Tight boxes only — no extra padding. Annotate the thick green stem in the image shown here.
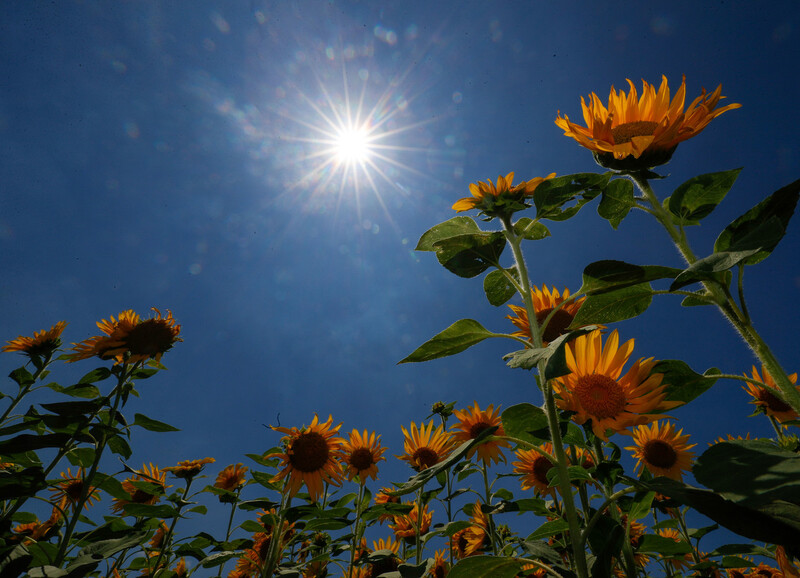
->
[415,487,424,565]
[480,463,498,556]
[348,482,367,578]
[630,173,800,416]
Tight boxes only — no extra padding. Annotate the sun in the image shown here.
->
[334,124,373,165]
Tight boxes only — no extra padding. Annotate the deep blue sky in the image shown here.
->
[2,0,800,543]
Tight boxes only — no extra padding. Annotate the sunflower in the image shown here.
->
[389,501,433,539]
[215,463,248,492]
[148,520,170,549]
[777,546,800,578]
[555,75,741,170]
[68,308,181,364]
[11,507,61,543]
[512,443,556,496]
[341,429,387,482]
[507,286,586,345]
[452,172,556,218]
[451,401,509,465]
[397,420,455,471]
[163,457,215,480]
[269,414,344,501]
[232,533,272,577]
[112,463,169,514]
[462,501,490,555]
[552,329,681,440]
[627,421,695,481]
[657,528,692,572]
[428,550,449,578]
[375,487,402,523]
[49,467,100,512]
[367,537,403,577]
[3,321,67,358]
[172,558,187,577]
[743,365,800,425]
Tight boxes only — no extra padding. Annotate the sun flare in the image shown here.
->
[334,124,373,165]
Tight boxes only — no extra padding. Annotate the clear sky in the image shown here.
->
[2,0,800,548]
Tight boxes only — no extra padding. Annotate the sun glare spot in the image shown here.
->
[335,125,372,164]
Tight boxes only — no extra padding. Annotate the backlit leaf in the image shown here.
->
[399,319,498,363]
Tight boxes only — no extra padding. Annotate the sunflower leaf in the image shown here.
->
[448,555,526,578]
[669,249,759,290]
[534,172,611,221]
[399,319,499,363]
[513,217,551,240]
[598,178,635,229]
[415,216,481,251]
[579,260,682,294]
[432,232,506,278]
[655,360,720,404]
[503,326,600,380]
[714,177,800,265]
[483,268,519,306]
[132,413,180,432]
[501,403,549,445]
[637,534,693,555]
[668,168,742,224]
[569,283,653,327]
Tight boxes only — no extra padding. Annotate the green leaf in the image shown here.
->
[534,172,611,221]
[65,530,149,574]
[654,360,721,404]
[107,435,132,459]
[501,403,549,446]
[483,268,519,306]
[399,319,498,364]
[10,367,35,388]
[670,249,760,291]
[416,216,482,251]
[130,368,159,380]
[132,413,180,432]
[199,551,240,568]
[503,326,600,379]
[529,519,570,540]
[432,232,507,278]
[0,466,46,500]
[513,218,551,240]
[121,503,180,518]
[0,433,74,454]
[448,556,525,578]
[714,177,800,265]
[569,283,652,327]
[40,400,104,416]
[66,447,96,468]
[520,541,564,565]
[628,491,655,520]
[546,465,594,486]
[579,260,681,295]
[58,383,101,398]
[668,168,742,223]
[638,534,693,555]
[398,560,432,578]
[78,367,112,384]
[598,178,635,229]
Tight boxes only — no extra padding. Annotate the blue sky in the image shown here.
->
[2,0,800,547]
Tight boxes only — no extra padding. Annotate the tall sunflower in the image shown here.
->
[429,550,450,578]
[389,501,433,539]
[512,443,556,497]
[507,285,585,345]
[341,429,387,482]
[552,329,681,440]
[163,457,215,480]
[743,365,800,425]
[112,463,169,514]
[451,401,509,465]
[269,414,344,501]
[68,308,181,364]
[3,321,67,358]
[397,420,455,471]
[49,468,100,512]
[555,76,740,170]
[214,463,248,492]
[627,421,696,481]
[452,172,556,218]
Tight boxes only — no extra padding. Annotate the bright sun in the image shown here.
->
[334,125,372,164]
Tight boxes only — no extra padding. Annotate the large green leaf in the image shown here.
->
[579,260,681,294]
[598,178,635,229]
[569,283,653,327]
[513,218,551,240]
[448,556,525,578]
[0,466,46,500]
[503,326,600,379]
[432,232,506,278]
[399,319,498,363]
[40,400,104,416]
[668,168,741,223]
[416,216,481,251]
[483,268,519,306]
[501,403,549,446]
[653,360,721,404]
[638,534,693,555]
[714,177,800,265]
[0,433,75,454]
[534,172,611,221]
[669,249,760,291]
[133,413,180,432]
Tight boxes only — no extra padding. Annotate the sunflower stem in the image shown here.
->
[415,486,424,565]
[674,507,702,565]
[630,172,800,418]
[150,477,193,576]
[501,215,588,578]
[348,481,367,578]
[0,351,54,426]
[480,463,498,556]
[216,490,242,578]
[261,492,290,578]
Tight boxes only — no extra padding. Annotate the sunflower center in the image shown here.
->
[349,448,375,471]
[289,431,330,473]
[536,308,575,343]
[64,481,84,502]
[642,440,678,469]
[413,447,440,469]
[757,388,792,413]
[574,374,626,419]
[125,319,176,356]
[531,456,554,488]
[611,120,659,144]
[468,421,492,439]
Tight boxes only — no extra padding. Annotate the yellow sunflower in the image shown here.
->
[657,528,692,572]
[269,414,344,501]
[163,457,215,480]
[214,463,248,492]
[556,75,741,170]
[49,467,100,512]
[429,549,450,578]
[627,421,696,481]
[68,308,181,364]
[341,429,387,482]
[3,321,67,358]
[452,172,556,216]
[397,420,455,471]
[463,501,490,555]
[148,520,170,549]
[451,401,509,465]
[112,463,170,514]
[375,487,401,523]
[512,443,556,497]
[776,546,800,578]
[743,365,800,425]
[552,329,681,440]
[507,286,586,345]
[389,501,433,539]
[368,536,403,577]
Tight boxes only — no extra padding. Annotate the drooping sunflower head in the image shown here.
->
[214,463,248,494]
[163,457,215,480]
[49,468,100,512]
[430,550,450,578]
[555,75,741,171]
[452,172,556,219]
[743,365,800,425]
[451,401,509,465]
[627,420,696,481]
[3,321,67,359]
[397,420,455,471]
[512,443,556,496]
[269,414,344,502]
[507,285,586,345]
[112,463,170,514]
[553,329,682,440]
[341,429,387,482]
[389,501,433,540]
